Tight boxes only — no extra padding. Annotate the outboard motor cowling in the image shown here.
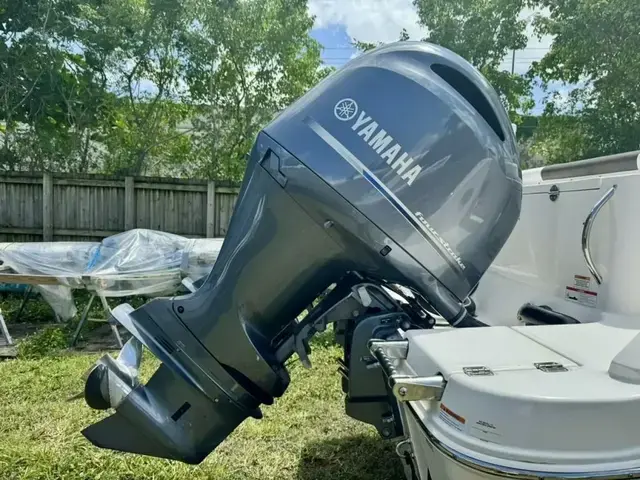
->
[80,41,521,463]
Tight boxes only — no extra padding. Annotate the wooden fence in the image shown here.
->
[0,172,241,242]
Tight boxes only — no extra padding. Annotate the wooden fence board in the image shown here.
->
[0,172,239,242]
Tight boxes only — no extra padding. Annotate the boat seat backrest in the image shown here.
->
[517,303,581,326]
[609,332,640,385]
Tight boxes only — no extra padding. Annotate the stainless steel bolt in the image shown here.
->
[398,386,407,397]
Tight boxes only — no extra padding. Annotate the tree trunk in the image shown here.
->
[78,129,91,172]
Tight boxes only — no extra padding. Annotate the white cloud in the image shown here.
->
[309,0,426,44]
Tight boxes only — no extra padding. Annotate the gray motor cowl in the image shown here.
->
[266,41,521,302]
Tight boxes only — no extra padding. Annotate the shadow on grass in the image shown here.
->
[297,435,406,480]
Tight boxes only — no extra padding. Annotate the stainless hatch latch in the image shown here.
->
[463,366,494,376]
[535,361,568,373]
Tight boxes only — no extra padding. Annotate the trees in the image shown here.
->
[0,0,325,180]
[528,0,640,164]
[414,0,536,123]
[3,0,638,174]
[181,0,327,181]
[355,0,535,123]
[0,0,110,171]
[82,0,194,175]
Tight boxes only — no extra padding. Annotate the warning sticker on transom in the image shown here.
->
[573,274,591,289]
[470,419,502,442]
[565,286,597,308]
[439,404,466,432]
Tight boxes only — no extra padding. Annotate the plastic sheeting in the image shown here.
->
[0,229,224,321]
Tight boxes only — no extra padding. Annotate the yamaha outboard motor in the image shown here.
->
[80,41,521,463]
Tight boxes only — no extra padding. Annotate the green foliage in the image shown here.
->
[0,292,57,323]
[0,0,116,172]
[309,328,336,349]
[18,326,68,359]
[413,0,535,121]
[182,0,326,181]
[516,115,540,141]
[81,0,195,175]
[414,0,529,69]
[4,0,637,173]
[528,107,596,165]
[102,100,195,176]
[0,0,325,179]
[352,29,411,52]
[528,0,640,162]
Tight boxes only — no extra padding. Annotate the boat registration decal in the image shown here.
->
[439,404,466,432]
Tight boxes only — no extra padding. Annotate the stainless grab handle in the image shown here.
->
[582,185,617,285]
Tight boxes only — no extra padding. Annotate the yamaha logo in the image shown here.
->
[308,97,465,271]
[334,98,358,121]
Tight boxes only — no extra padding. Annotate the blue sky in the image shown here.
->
[308,1,567,115]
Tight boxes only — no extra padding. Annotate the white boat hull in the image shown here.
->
[393,322,640,480]
[404,403,498,480]
[404,402,640,480]
[376,152,640,480]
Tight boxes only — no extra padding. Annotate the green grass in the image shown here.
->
[0,290,150,325]
[0,291,59,324]
[0,335,405,480]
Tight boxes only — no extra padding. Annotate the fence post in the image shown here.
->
[124,176,135,231]
[42,173,53,241]
[206,181,216,237]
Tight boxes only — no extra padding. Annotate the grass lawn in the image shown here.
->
[0,295,405,480]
